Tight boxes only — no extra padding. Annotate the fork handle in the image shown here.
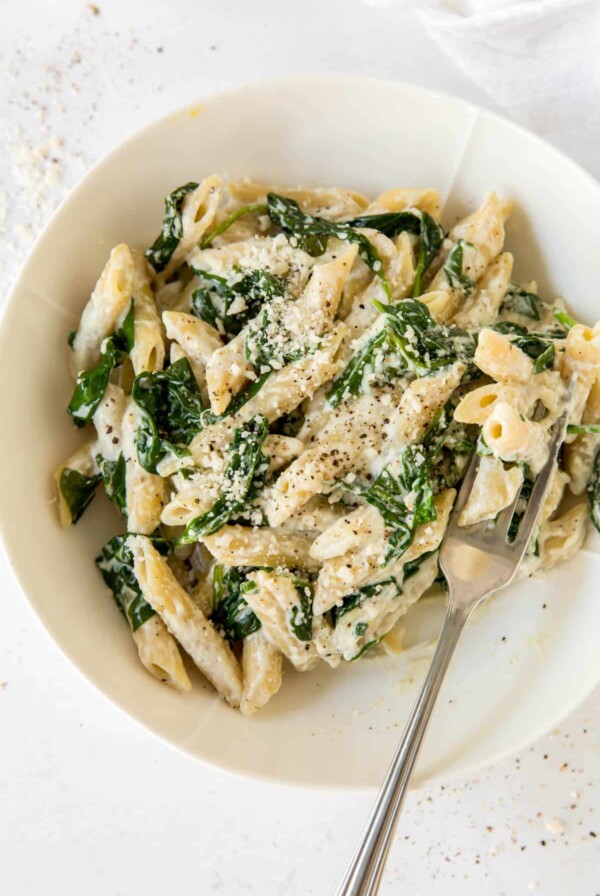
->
[335,603,470,896]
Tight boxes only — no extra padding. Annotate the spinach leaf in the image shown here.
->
[95,533,172,631]
[199,371,273,430]
[332,577,400,625]
[359,444,437,564]
[554,308,579,330]
[402,550,436,581]
[501,285,543,320]
[244,291,322,371]
[422,400,475,489]
[289,577,314,641]
[191,271,228,329]
[146,182,199,273]
[59,468,101,524]
[68,344,121,427]
[375,298,476,377]
[218,371,272,419]
[326,329,387,408]
[491,321,555,372]
[345,209,423,237]
[67,302,134,427]
[192,269,285,339]
[211,565,261,642]
[588,449,600,533]
[132,358,204,473]
[335,551,438,628]
[531,342,556,373]
[96,453,127,515]
[443,239,475,297]
[200,202,268,249]
[567,423,600,435]
[178,415,269,544]
[67,330,77,348]
[119,299,136,353]
[350,637,383,661]
[334,551,437,629]
[266,192,391,299]
[423,401,472,458]
[412,213,445,298]
[345,208,444,298]
[327,299,474,406]
[266,192,329,255]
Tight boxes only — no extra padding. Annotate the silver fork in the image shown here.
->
[335,402,571,896]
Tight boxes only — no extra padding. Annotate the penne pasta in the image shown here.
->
[130,535,243,707]
[122,398,167,534]
[240,630,283,716]
[70,243,136,377]
[132,614,192,692]
[129,249,165,374]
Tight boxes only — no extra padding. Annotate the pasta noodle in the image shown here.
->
[130,535,243,706]
[240,630,283,716]
[122,398,167,534]
[70,243,136,377]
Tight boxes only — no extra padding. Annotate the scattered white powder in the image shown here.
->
[544,817,564,835]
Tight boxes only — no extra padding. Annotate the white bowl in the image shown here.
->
[1,75,599,791]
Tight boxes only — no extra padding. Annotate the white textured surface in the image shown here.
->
[0,1,598,894]
[366,0,600,162]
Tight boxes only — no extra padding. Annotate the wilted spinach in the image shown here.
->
[199,202,269,249]
[192,268,285,339]
[375,298,476,377]
[95,533,172,631]
[332,577,400,626]
[554,309,579,330]
[567,423,600,435]
[350,638,383,661]
[289,577,314,641]
[345,207,444,297]
[507,474,534,543]
[443,239,475,297]
[327,299,474,407]
[211,565,261,642]
[59,467,101,524]
[67,301,135,427]
[96,453,127,515]
[491,321,556,373]
[177,415,269,544]
[349,444,437,564]
[132,357,204,473]
[422,400,475,489]
[326,329,387,408]
[145,182,199,272]
[412,213,446,297]
[501,285,543,320]
[266,192,391,298]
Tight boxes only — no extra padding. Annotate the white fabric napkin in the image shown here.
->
[367,0,600,138]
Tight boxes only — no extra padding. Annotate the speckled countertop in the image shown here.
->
[1,2,598,894]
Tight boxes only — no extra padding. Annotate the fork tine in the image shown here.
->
[447,449,481,522]
[492,480,524,541]
[511,407,570,555]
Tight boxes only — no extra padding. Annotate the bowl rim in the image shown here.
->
[2,73,599,792]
